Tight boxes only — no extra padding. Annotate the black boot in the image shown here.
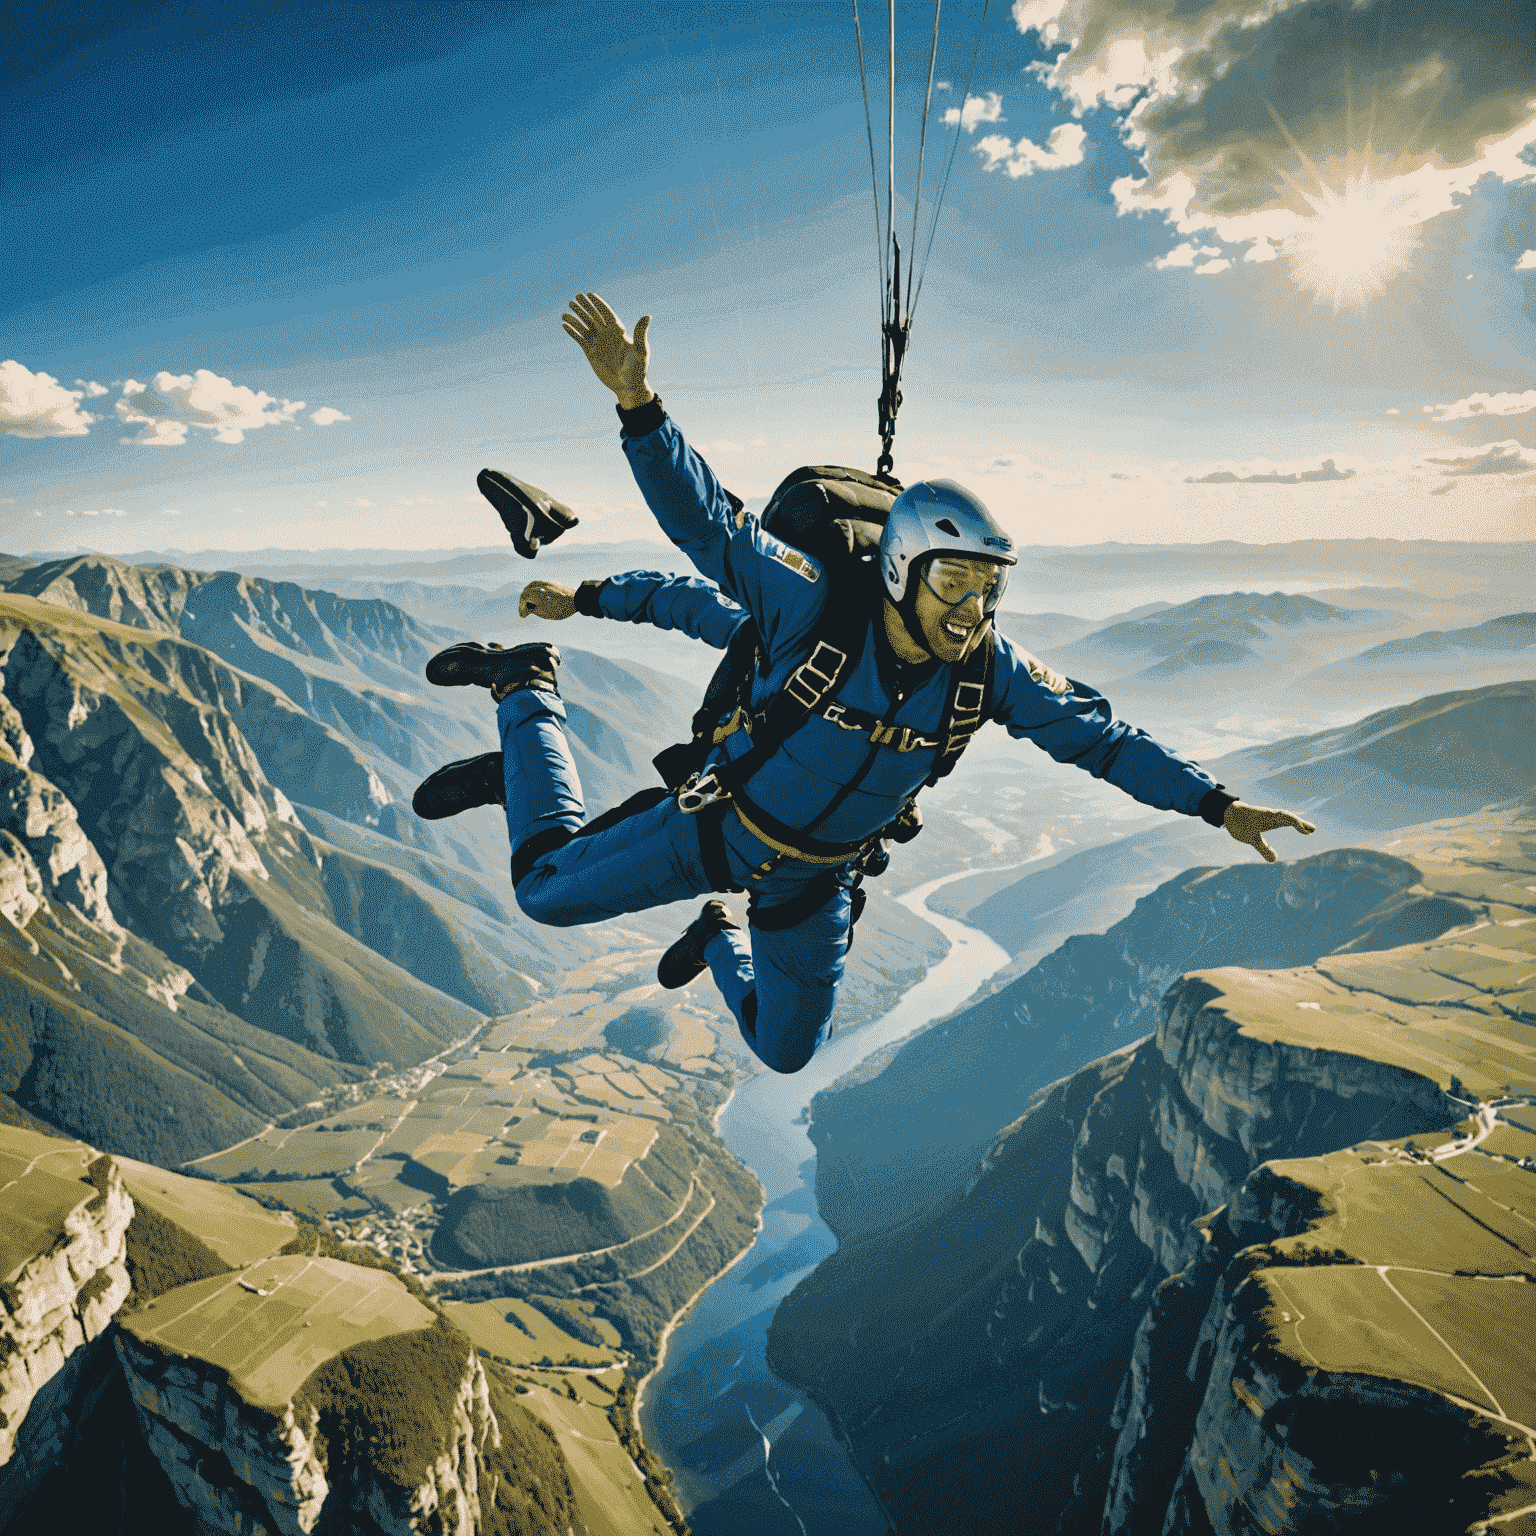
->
[425,640,561,699]
[658,900,740,989]
[477,469,579,559]
[412,752,506,820]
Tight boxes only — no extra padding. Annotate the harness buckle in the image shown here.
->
[677,772,732,815]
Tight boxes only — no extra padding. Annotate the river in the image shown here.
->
[638,868,1013,1536]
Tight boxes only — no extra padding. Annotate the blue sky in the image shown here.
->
[4,0,1534,556]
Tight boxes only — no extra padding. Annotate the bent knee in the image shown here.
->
[755,1039,819,1074]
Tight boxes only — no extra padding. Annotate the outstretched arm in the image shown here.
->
[989,639,1316,856]
[519,572,745,652]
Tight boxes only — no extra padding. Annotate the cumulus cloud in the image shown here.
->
[1194,256,1230,274]
[310,406,350,426]
[943,91,1006,133]
[974,122,1087,178]
[351,498,374,507]
[1423,441,1536,477]
[116,369,306,445]
[0,361,97,437]
[1184,457,1356,485]
[65,508,125,518]
[74,379,109,397]
[1517,250,1536,270]
[1013,0,1536,287]
[1426,389,1536,422]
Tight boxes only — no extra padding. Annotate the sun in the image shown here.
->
[1285,167,1421,315]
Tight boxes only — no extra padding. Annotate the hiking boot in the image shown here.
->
[478,469,579,559]
[412,752,505,820]
[425,641,561,700]
[657,900,740,989]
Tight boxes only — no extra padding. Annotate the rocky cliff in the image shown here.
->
[0,1131,589,1536]
[0,1130,132,1523]
[766,797,1536,1533]
[809,844,1471,1246]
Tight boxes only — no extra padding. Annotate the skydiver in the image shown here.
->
[414,292,1315,1075]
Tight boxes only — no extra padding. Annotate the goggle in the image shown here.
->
[921,556,1008,613]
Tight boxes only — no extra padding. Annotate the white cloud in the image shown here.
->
[1152,242,1221,270]
[1194,257,1230,275]
[1386,408,1400,415]
[1516,250,1536,271]
[74,379,109,397]
[1423,440,1536,477]
[315,500,328,508]
[310,406,350,426]
[0,361,97,437]
[935,80,952,92]
[66,508,125,518]
[161,508,181,515]
[351,498,374,507]
[115,369,307,444]
[974,123,1087,178]
[943,92,1006,133]
[1427,389,1536,423]
[1243,238,1278,265]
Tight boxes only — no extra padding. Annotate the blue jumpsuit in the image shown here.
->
[500,410,1225,1073]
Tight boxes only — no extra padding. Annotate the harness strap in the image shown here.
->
[694,800,744,894]
[748,870,869,954]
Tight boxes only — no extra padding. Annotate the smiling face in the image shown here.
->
[911,557,1005,663]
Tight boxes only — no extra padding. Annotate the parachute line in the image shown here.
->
[851,0,889,300]
[907,0,943,320]
[911,0,989,321]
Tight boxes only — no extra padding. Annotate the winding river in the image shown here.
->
[639,869,1013,1536]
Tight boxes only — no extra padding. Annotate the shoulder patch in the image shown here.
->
[773,546,821,583]
[1024,651,1069,696]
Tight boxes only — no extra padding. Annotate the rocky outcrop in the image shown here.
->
[0,1134,133,1521]
[117,1308,501,1535]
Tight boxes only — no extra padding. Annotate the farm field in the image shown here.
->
[120,1254,434,1408]
[115,1157,297,1267]
[503,1365,676,1536]
[444,1298,620,1368]
[0,1128,108,1282]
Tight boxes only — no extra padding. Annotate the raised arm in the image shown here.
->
[561,291,824,663]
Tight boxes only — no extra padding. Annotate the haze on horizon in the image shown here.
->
[3,0,1534,556]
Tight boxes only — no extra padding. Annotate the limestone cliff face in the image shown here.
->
[116,1330,500,1536]
[0,1143,133,1521]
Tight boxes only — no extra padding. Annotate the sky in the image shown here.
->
[3,0,1534,556]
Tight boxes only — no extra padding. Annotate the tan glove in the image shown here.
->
[1223,801,1316,863]
[519,580,577,621]
[561,291,653,409]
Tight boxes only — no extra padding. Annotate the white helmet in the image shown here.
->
[879,480,1015,605]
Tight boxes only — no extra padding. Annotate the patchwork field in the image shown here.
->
[120,1254,435,1408]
